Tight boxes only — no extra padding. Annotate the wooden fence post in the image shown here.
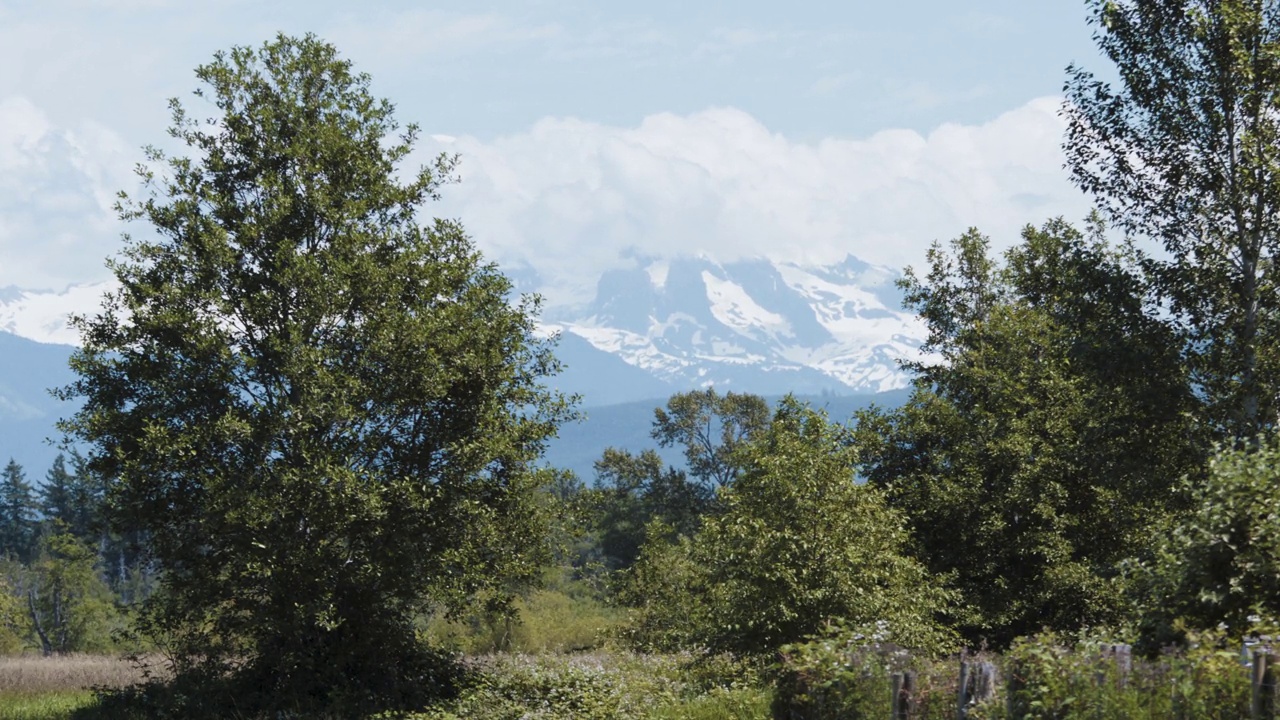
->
[891,670,915,720]
[1006,659,1027,720]
[1111,643,1132,688]
[957,657,998,719]
[1095,643,1133,690]
[1253,649,1276,720]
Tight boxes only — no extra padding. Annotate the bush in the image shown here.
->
[414,652,771,720]
[622,399,953,657]
[1129,436,1280,648]
[773,622,966,720]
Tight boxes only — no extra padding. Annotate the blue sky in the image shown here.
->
[0,0,1105,305]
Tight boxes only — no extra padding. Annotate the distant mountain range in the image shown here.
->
[543,255,923,397]
[0,254,922,478]
[0,331,77,476]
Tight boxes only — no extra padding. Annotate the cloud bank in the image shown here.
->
[0,96,135,290]
[0,94,1091,307]
[420,96,1091,306]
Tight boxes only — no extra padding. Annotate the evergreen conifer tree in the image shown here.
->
[0,460,38,562]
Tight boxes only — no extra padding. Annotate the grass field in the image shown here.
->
[0,691,96,720]
[0,654,152,720]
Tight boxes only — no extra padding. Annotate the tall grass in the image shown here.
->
[0,655,147,693]
[423,577,623,653]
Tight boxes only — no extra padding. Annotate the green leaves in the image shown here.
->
[1131,436,1280,646]
[623,399,951,656]
[1066,0,1280,440]
[859,219,1202,646]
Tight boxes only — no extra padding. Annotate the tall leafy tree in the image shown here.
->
[857,219,1203,646]
[21,531,120,656]
[0,460,37,563]
[57,34,570,715]
[1065,0,1280,439]
[652,389,770,488]
[585,390,768,571]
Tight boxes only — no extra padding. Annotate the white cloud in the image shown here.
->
[0,94,1091,315]
[417,96,1091,307]
[0,97,136,290]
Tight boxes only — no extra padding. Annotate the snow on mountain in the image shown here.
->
[0,282,114,346]
[1,254,923,400]
[544,254,924,395]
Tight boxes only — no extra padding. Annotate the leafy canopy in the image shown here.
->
[1065,0,1280,438]
[856,219,1202,646]
[624,398,950,656]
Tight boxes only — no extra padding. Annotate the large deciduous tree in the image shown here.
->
[1065,0,1280,439]
[58,34,570,715]
[857,219,1203,646]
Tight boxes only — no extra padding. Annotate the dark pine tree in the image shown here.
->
[0,459,39,562]
[40,454,75,531]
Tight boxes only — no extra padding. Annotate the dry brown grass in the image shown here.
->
[0,654,157,693]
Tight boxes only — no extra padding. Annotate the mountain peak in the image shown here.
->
[553,253,922,397]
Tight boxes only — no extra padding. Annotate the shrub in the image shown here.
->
[622,399,953,657]
[1129,436,1280,648]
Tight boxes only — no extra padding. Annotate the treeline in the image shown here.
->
[0,454,149,655]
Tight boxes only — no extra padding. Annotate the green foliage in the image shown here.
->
[56,33,569,716]
[1065,0,1280,439]
[1129,437,1280,647]
[583,390,767,572]
[651,389,770,487]
[413,652,771,720]
[774,630,1251,720]
[644,687,771,720]
[1000,631,1247,720]
[623,398,952,656]
[857,219,1202,646]
[773,625,903,720]
[0,575,23,654]
[585,449,711,570]
[0,531,125,656]
[617,529,708,652]
[424,570,622,654]
[44,453,105,547]
[22,532,123,655]
[39,457,74,535]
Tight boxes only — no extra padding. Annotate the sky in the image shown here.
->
[0,0,1109,307]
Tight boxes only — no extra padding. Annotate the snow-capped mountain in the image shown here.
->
[543,254,924,396]
[0,254,923,404]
